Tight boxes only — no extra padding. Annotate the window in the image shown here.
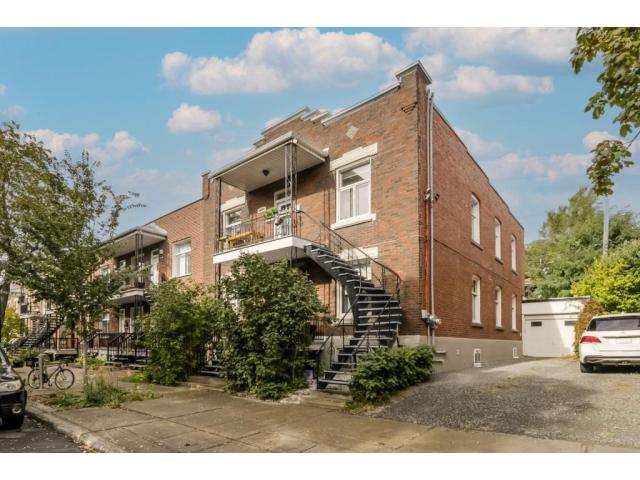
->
[472,276,481,325]
[172,239,192,277]
[564,320,576,327]
[511,295,517,331]
[495,287,502,328]
[531,321,542,327]
[101,313,110,333]
[511,235,517,272]
[338,161,371,221]
[494,218,502,259]
[223,208,242,236]
[471,195,480,244]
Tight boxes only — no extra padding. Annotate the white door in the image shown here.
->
[150,250,159,285]
[523,317,576,357]
[119,308,129,333]
[274,190,292,237]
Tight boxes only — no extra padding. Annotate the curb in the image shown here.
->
[26,402,126,453]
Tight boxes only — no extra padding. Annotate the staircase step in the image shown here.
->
[317,378,350,386]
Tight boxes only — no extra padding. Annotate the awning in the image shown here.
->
[209,132,327,192]
[111,223,167,258]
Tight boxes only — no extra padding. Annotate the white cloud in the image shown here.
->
[405,28,575,63]
[0,104,27,119]
[455,128,504,157]
[27,129,100,157]
[119,168,199,198]
[482,151,590,181]
[167,103,223,133]
[28,129,147,168]
[582,130,638,154]
[162,28,407,95]
[420,52,449,78]
[0,83,6,95]
[434,65,553,100]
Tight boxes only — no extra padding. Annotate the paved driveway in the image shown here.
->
[0,416,85,452]
[375,358,640,449]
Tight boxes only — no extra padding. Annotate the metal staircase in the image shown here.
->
[8,316,61,355]
[299,212,402,392]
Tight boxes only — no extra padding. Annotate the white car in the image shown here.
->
[579,313,640,373]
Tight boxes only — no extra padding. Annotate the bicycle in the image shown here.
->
[27,357,75,390]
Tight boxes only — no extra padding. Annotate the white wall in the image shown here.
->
[522,297,588,357]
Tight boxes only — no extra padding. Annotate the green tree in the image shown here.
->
[571,28,640,196]
[10,149,138,384]
[573,299,604,356]
[572,239,640,313]
[1,307,26,345]
[0,122,60,340]
[526,187,640,298]
[216,253,328,400]
[143,280,226,385]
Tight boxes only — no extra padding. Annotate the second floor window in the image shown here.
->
[223,208,242,237]
[511,234,517,272]
[173,239,192,277]
[471,194,480,244]
[495,218,502,259]
[512,294,517,331]
[472,276,481,325]
[338,161,371,221]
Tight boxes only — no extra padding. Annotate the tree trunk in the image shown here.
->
[0,280,9,343]
[83,337,89,387]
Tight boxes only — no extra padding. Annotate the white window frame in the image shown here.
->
[222,206,243,237]
[471,194,480,245]
[172,239,192,278]
[495,218,502,260]
[511,294,517,331]
[471,276,481,325]
[101,312,110,333]
[332,159,375,230]
[511,234,517,272]
[495,287,502,328]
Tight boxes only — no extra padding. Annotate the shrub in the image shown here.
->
[573,299,604,356]
[143,280,227,385]
[216,254,328,400]
[572,239,640,313]
[74,356,105,370]
[350,346,434,405]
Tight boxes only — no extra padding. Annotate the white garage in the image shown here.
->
[522,297,588,357]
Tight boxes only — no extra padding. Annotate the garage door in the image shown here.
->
[523,317,576,357]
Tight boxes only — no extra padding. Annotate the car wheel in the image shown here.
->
[580,362,594,373]
[2,414,25,430]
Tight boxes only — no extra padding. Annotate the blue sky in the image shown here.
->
[1,27,637,243]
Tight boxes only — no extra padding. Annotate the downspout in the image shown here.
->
[427,90,436,346]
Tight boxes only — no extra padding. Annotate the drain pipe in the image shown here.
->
[427,90,437,346]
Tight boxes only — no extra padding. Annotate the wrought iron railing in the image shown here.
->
[216,212,298,253]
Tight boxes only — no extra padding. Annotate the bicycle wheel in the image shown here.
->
[27,369,42,389]
[54,368,75,390]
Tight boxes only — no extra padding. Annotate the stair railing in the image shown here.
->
[299,211,402,376]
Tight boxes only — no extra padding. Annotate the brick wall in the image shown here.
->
[429,109,525,341]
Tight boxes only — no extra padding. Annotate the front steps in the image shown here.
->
[305,244,402,392]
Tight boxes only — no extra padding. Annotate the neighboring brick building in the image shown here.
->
[101,60,524,373]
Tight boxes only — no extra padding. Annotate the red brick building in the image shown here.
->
[104,60,524,375]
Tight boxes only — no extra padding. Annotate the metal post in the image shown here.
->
[37,353,47,389]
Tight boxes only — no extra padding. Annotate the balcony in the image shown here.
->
[213,211,311,264]
[111,275,155,306]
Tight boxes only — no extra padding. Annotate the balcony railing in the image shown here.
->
[217,212,299,253]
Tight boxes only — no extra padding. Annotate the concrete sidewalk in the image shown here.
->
[26,381,639,453]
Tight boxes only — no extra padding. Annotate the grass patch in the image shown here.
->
[45,376,158,410]
[73,356,105,370]
[123,371,147,384]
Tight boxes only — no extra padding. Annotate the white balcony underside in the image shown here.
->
[111,288,146,306]
[212,235,312,265]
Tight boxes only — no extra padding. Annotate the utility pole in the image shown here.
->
[602,195,609,256]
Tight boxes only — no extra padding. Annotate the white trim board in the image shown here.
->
[329,143,377,171]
